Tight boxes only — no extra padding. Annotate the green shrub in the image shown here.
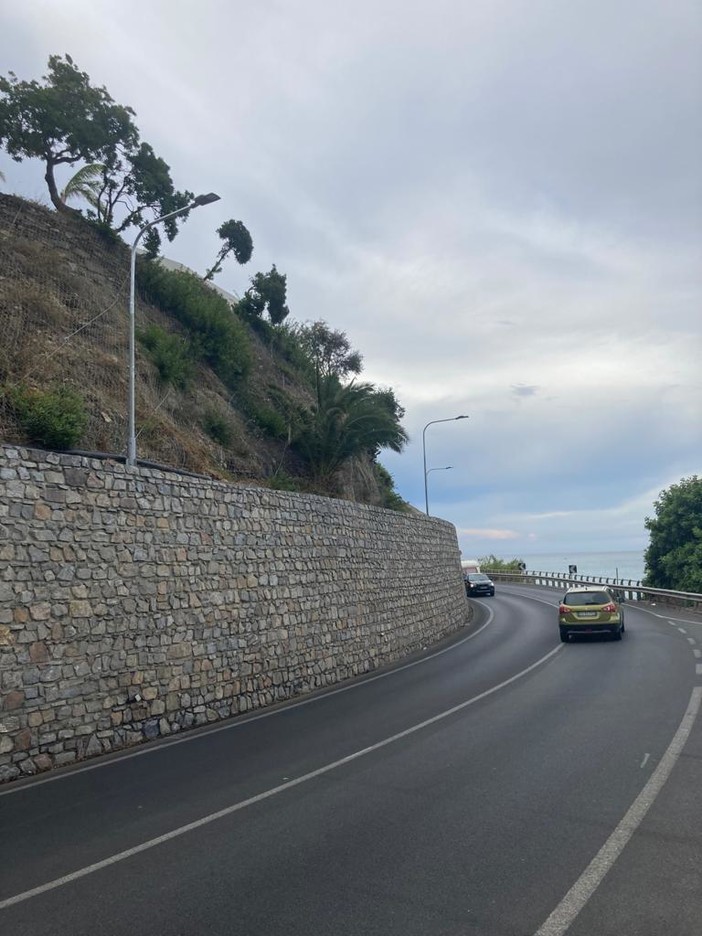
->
[271,322,317,383]
[137,324,193,388]
[10,384,87,449]
[374,462,408,512]
[266,470,301,492]
[202,408,233,446]
[137,261,251,387]
[479,555,525,572]
[250,403,288,439]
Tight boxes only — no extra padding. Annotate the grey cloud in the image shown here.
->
[511,384,539,398]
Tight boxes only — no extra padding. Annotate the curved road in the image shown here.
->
[1,585,701,935]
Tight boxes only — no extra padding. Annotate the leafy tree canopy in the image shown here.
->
[0,53,137,213]
[0,54,193,254]
[92,141,193,253]
[292,320,363,381]
[644,476,702,592]
[204,218,253,281]
[237,265,290,325]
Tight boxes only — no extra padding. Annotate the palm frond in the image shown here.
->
[61,163,105,206]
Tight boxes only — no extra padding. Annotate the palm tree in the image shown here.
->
[60,163,105,207]
[294,376,408,480]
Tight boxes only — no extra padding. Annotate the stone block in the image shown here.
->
[2,690,24,710]
[29,602,51,621]
[14,728,32,751]
[54,751,77,766]
[29,641,49,663]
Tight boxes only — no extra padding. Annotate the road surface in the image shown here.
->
[2,584,701,935]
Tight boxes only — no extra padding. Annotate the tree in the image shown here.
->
[60,162,104,205]
[0,54,138,213]
[237,265,290,325]
[292,320,363,381]
[0,54,193,253]
[293,376,408,480]
[90,141,193,253]
[204,219,253,281]
[644,476,702,592]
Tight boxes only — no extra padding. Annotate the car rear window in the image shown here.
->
[563,591,609,606]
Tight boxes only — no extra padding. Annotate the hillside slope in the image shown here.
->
[0,194,400,507]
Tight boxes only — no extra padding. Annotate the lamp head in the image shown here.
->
[192,192,221,207]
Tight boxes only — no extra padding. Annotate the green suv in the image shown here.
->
[558,586,625,642]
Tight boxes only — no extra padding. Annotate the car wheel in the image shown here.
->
[559,626,569,643]
[489,589,495,596]
[612,627,622,641]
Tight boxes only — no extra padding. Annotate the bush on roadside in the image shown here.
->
[137,324,193,389]
[9,384,87,449]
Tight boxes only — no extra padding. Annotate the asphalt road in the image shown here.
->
[2,585,701,935]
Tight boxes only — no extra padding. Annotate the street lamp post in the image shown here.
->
[127,192,220,467]
[422,415,468,514]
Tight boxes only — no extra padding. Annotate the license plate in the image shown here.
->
[577,611,598,619]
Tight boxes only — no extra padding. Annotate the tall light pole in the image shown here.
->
[422,415,468,514]
[127,192,220,467]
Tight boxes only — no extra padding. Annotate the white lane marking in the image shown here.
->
[0,645,563,910]
[640,753,650,769]
[0,612,495,798]
[678,628,688,635]
[534,686,702,936]
[632,607,702,626]
[696,664,702,676]
[693,649,701,659]
[687,638,696,645]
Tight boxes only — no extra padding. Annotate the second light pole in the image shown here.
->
[422,415,468,514]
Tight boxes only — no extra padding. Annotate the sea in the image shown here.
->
[505,550,646,584]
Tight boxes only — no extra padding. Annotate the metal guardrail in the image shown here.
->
[482,570,702,612]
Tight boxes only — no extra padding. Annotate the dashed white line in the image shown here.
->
[639,753,650,769]
[696,664,702,676]
[534,687,702,936]
[687,637,696,645]
[693,649,701,659]
[678,627,688,635]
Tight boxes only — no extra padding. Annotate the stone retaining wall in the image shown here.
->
[0,445,468,781]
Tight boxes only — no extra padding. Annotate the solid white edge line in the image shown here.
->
[0,612,494,797]
[533,685,702,936]
[0,642,563,911]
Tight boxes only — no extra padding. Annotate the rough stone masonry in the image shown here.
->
[0,444,468,782]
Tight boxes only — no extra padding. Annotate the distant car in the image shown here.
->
[558,586,625,642]
[465,573,495,597]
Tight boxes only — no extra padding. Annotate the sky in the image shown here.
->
[1,0,700,560]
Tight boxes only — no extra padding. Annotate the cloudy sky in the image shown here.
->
[2,0,700,561]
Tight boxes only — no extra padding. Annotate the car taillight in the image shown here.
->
[602,602,616,613]
[558,604,569,614]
